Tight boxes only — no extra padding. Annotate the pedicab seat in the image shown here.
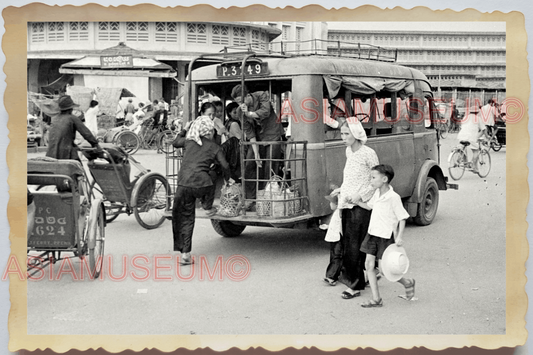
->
[86,145,133,203]
[27,158,84,248]
[27,157,84,193]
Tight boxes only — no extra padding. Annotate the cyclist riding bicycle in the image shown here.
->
[480,98,500,138]
[456,105,487,174]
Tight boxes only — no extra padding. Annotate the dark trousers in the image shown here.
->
[244,142,282,200]
[325,206,371,291]
[172,185,215,253]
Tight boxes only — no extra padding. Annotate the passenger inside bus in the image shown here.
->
[324,98,348,141]
[231,84,284,211]
[220,101,243,183]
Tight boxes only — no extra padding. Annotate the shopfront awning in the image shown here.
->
[41,74,73,94]
[59,42,176,78]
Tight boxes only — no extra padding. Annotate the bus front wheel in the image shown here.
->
[211,220,246,237]
[414,177,439,226]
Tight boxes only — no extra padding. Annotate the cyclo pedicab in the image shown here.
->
[27,149,106,278]
[28,143,170,277]
[85,143,171,229]
[165,41,458,238]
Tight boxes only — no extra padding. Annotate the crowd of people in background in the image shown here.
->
[27,94,185,148]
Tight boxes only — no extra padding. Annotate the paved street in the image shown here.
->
[26,133,506,335]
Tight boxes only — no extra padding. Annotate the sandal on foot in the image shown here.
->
[399,279,416,301]
[205,207,218,217]
[361,298,383,308]
[179,256,194,266]
[341,290,361,299]
[323,278,337,286]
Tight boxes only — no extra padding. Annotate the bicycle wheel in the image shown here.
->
[477,149,491,178]
[448,149,466,181]
[131,173,169,229]
[87,200,105,279]
[115,131,140,155]
[157,130,176,154]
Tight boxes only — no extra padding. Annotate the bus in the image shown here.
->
[169,43,456,237]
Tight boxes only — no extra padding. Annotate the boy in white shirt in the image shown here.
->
[355,164,415,307]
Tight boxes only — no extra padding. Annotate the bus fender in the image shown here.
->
[407,160,447,205]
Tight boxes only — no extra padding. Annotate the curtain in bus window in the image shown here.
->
[323,75,414,98]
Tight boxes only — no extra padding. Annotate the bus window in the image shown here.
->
[351,97,372,137]
[424,98,432,129]
[324,97,349,141]
[391,95,412,133]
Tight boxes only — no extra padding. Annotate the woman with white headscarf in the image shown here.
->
[324,119,379,299]
[170,102,231,265]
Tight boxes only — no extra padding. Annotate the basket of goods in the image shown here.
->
[218,182,243,217]
[256,174,301,217]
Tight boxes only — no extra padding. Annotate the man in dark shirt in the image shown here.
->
[171,117,230,265]
[46,95,101,161]
[231,85,284,210]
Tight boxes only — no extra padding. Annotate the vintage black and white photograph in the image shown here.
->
[5,4,527,352]
[24,18,508,334]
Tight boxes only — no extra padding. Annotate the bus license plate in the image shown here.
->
[216,62,269,78]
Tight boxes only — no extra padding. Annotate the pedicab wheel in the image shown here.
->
[157,130,175,154]
[448,150,466,181]
[211,219,246,237]
[477,149,492,178]
[104,200,122,223]
[131,172,170,229]
[413,177,439,226]
[88,200,105,278]
[115,130,140,155]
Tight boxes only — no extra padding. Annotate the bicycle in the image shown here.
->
[137,119,172,153]
[485,125,503,152]
[448,138,491,180]
[486,111,506,152]
[435,117,450,139]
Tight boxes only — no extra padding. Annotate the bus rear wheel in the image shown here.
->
[211,219,246,237]
[414,177,439,226]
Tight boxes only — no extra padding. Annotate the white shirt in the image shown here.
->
[457,113,485,144]
[85,106,99,136]
[479,104,498,126]
[367,186,410,239]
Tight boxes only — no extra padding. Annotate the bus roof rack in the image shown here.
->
[218,39,398,63]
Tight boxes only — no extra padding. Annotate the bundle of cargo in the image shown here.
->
[256,175,301,218]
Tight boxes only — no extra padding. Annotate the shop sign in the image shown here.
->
[100,55,133,69]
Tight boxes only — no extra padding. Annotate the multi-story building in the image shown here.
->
[27,21,281,102]
[252,22,328,54]
[327,22,506,106]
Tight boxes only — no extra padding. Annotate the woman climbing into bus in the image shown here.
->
[324,119,379,299]
[170,102,231,265]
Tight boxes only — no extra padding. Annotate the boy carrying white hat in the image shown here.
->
[353,164,415,307]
